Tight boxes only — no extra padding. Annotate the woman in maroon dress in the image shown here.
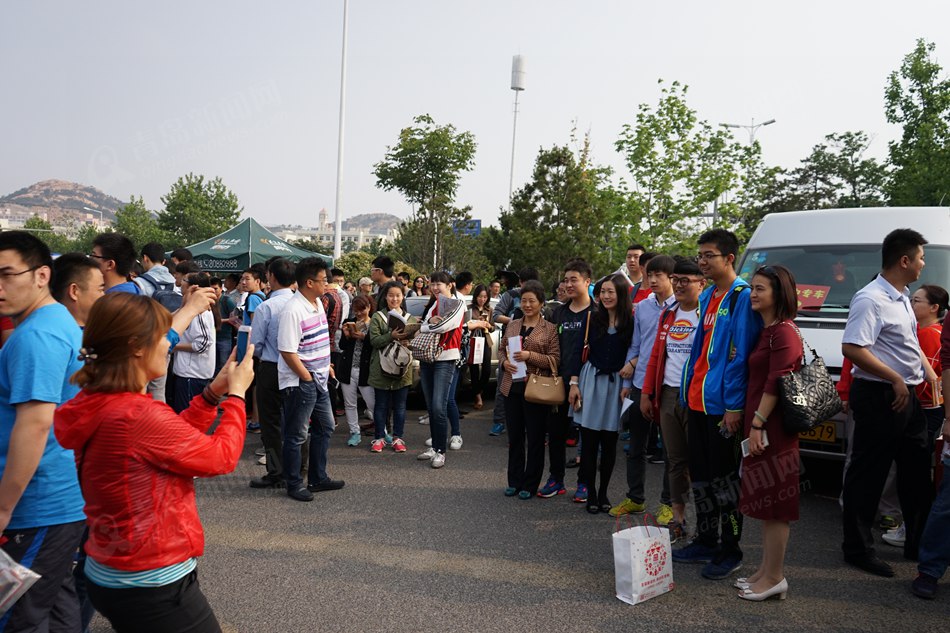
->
[737,265,803,602]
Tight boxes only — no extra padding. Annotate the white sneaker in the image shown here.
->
[449,435,463,450]
[418,414,429,425]
[882,524,906,547]
[431,452,446,468]
[255,447,266,457]
[257,456,266,466]
[425,438,433,447]
[417,447,436,461]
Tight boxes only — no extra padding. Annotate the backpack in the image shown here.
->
[379,340,413,378]
[139,273,183,313]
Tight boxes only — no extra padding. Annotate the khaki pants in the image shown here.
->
[659,385,690,506]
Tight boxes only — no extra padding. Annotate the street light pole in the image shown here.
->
[508,56,526,211]
[82,206,103,229]
[720,117,776,144]
[332,0,349,261]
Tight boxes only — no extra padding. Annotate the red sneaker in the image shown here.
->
[392,438,407,453]
[370,439,385,453]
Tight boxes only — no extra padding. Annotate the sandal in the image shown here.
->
[586,501,600,515]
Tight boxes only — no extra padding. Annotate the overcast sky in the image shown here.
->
[3,1,948,228]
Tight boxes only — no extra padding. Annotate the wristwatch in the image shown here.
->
[569,379,579,386]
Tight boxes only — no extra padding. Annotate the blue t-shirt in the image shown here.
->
[106,281,142,295]
[243,291,264,326]
[0,303,85,529]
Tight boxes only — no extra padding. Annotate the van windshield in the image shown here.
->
[737,245,950,317]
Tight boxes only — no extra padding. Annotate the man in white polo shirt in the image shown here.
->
[841,228,938,577]
[278,257,345,502]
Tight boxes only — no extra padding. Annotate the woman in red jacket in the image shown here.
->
[54,292,255,633]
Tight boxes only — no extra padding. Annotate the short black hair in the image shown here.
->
[225,272,241,285]
[184,271,212,288]
[517,267,539,283]
[242,266,264,282]
[520,279,546,303]
[93,233,137,276]
[455,271,474,289]
[372,255,394,278]
[268,257,296,288]
[639,252,656,268]
[563,258,593,280]
[51,252,99,302]
[295,257,329,286]
[170,248,193,262]
[646,254,675,276]
[0,230,53,271]
[397,271,411,282]
[881,228,927,269]
[330,267,345,279]
[672,257,702,276]
[696,229,740,259]
[627,244,647,253]
[140,242,166,265]
[176,260,201,275]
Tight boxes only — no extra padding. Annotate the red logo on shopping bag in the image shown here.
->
[644,541,667,577]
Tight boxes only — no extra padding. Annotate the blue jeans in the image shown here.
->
[419,360,454,453]
[282,379,335,490]
[919,457,950,579]
[172,376,208,414]
[374,387,408,440]
[447,365,461,437]
[215,338,232,374]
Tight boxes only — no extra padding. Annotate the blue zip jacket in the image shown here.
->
[681,277,762,415]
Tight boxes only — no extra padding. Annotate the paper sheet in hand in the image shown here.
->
[621,398,634,417]
[507,337,528,380]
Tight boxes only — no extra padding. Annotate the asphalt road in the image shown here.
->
[89,398,948,632]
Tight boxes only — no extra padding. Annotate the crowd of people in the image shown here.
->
[0,222,946,631]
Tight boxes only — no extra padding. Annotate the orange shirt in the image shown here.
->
[687,290,727,411]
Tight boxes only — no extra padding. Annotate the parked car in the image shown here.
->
[736,206,950,460]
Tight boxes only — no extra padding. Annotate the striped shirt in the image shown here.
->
[84,556,196,589]
[278,291,331,390]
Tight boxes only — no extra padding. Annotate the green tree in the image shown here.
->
[885,39,950,205]
[615,80,744,252]
[23,215,72,254]
[373,114,477,269]
[114,195,164,250]
[334,251,375,285]
[158,173,242,247]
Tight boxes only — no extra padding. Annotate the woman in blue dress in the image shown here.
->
[569,273,634,514]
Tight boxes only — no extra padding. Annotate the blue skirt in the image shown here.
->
[573,362,623,432]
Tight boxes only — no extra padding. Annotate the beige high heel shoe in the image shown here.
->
[738,578,787,601]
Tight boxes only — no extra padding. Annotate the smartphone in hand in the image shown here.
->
[236,325,252,363]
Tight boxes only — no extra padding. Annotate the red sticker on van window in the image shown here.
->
[796,285,831,309]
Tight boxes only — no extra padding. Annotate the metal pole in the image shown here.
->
[332,0,349,260]
[508,90,520,210]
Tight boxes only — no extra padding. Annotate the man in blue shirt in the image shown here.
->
[249,258,296,488]
[0,232,86,632]
[91,233,139,295]
[842,228,937,577]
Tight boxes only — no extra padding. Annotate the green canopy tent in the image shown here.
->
[184,218,332,273]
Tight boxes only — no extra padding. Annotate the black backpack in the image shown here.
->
[140,273,183,313]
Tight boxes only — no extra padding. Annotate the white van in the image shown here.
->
[736,207,950,460]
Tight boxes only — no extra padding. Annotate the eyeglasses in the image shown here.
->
[87,254,107,261]
[696,252,726,262]
[0,266,40,282]
[670,276,703,287]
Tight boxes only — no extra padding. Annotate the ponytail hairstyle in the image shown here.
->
[424,271,454,312]
[72,293,172,393]
[918,284,949,319]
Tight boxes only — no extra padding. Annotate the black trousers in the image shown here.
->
[0,520,85,633]
[505,383,549,493]
[545,400,571,484]
[579,428,619,503]
[842,379,931,560]
[256,360,284,479]
[468,356,491,398]
[687,409,743,557]
[87,570,221,633]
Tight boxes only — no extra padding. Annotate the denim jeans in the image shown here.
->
[419,360,455,453]
[215,337,232,375]
[374,387,409,440]
[282,378,335,490]
[172,376,208,414]
[447,365,461,437]
[918,457,950,580]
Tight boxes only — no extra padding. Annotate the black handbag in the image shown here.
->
[774,323,842,433]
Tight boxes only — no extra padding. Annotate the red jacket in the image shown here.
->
[54,391,246,571]
[642,305,680,415]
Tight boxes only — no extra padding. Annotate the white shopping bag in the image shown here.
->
[468,336,485,365]
[612,524,674,605]
[0,546,41,614]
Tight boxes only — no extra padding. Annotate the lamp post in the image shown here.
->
[332,0,349,261]
[82,206,103,229]
[720,117,776,144]
[508,55,526,210]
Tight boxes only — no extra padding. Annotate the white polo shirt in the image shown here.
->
[842,274,924,385]
[277,291,331,390]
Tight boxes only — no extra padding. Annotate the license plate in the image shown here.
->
[800,421,836,443]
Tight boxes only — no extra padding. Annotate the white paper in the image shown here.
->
[507,337,528,380]
[621,398,633,417]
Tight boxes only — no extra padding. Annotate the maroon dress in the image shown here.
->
[739,321,804,521]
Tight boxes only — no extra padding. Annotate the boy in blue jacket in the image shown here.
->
[673,229,763,580]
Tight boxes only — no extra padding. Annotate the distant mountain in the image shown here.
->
[341,213,401,233]
[0,180,125,225]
